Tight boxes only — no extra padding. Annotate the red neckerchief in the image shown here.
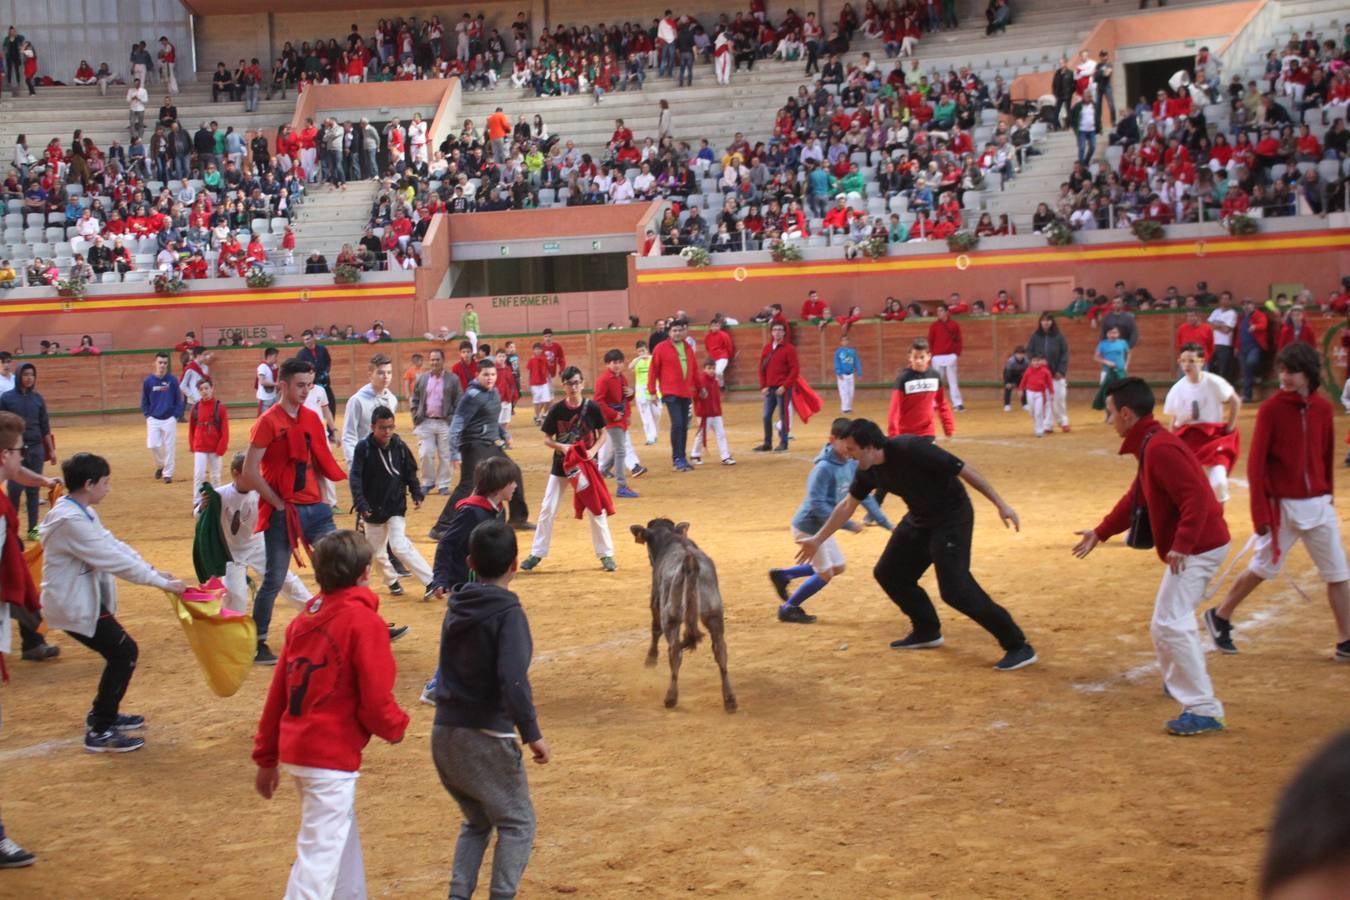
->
[455,495,497,513]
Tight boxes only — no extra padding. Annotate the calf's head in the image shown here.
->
[630,517,690,565]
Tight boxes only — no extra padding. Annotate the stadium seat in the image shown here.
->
[100,272,120,283]
[26,213,45,228]
[251,218,269,235]
[44,227,64,242]
[1317,159,1339,183]
[270,217,288,234]
[47,212,65,225]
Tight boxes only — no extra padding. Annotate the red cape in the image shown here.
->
[791,377,823,424]
[563,446,615,519]
[1176,423,1240,474]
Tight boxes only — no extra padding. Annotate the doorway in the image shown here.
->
[1124,55,1193,112]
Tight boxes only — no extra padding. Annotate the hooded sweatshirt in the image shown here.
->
[434,581,541,743]
[141,368,184,421]
[792,443,853,534]
[349,433,424,523]
[253,584,409,772]
[1248,388,1334,555]
[340,383,398,463]
[430,496,501,591]
[0,363,51,449]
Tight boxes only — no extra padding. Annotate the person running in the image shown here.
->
[1073,377,1230,736]
[887,338,954,439]
[139,352,182,484]
[1163,342,1241,504]
[349,406,434,598]
[795,418,1037,670]
[927,303,965,411]
[1205,343,1350,661]
[521,366,617,572]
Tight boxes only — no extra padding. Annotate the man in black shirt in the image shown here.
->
[796,418,1037,670]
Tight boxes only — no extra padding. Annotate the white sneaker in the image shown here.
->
[1003,404,1011,412]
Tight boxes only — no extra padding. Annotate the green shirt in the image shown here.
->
[673,340,688,378]
[462,311,480,333]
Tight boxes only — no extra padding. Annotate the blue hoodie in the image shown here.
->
[834,345,861,377]
[141,371,184,420]
[792,441,890,533]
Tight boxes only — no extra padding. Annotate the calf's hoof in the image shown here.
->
[664,693,678,709]
[644,653,658,668]
[724,696,738,713]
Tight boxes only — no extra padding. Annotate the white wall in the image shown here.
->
[0,0,192,86]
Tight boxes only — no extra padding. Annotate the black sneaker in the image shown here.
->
[1335,640,1350,663]
[768,568,791,602]
[0,836,35,868]
[428,527,445,541]
[1203,608,1237,654]
[773,444,789,452]
[752,443,771,452]
[21,643,59,661]
[993,644,1039,671]
[84,728,145,753]
[388,624,410,642]
[86,712,145,731]
[889,633,944,650]
[777,605,817,624]
[510,520,536,531]
[153,467,162,480]
[254,641,278,665]
[388,580,404,596]
[389,555,412,577]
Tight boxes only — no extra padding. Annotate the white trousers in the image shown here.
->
[363,516,433,587]
[715,53,732,84]
[413,419,453,490]
[1027,392,1054,435]
[932,353,962,407]
[1152,543,1227,718]
[146,416,177,477]
[284,767,367,900]
[300,147,318,182]
[636,395,662,443]
[1205,465,1229,504]
[224,538,312,613]
[464,330,477,353]
[692,416,730,461]
[193,452,222,497]
[1051,375,1069,427]
[531,474,614,559]
[713,358,728,387]
[836,373,855,412]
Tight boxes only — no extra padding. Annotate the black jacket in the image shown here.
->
[349,434,423,523]
[430,497,501,591]
[1052,67,1075,101]
[433,582,541,743]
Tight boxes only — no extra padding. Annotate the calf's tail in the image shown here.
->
[679,550,703,650]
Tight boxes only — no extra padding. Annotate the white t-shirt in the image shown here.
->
[1207,308,1238,347]
[256,363,277,401]
[215,482,263,557]
[303,383,329,417]
[0,372,14,394]
[1164,372,1235,426]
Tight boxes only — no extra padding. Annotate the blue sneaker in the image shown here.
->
[1166,712,1225,736]
[420,675,438,706]
[617,486,640,498]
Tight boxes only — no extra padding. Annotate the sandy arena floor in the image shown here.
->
[1,390,1347,899]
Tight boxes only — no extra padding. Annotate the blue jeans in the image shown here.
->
[663,396,691,464]
[659,43,675,77]
[1076,130,1096,164]
[678,50,694,86]
[1239,345,1263,401]
[255,502,335,641]
[762,389,792,448]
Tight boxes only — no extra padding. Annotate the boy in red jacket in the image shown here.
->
[693,359,735,466]
[493,349,518,439]
[887,338,954,439]
[1206,344,1350,661]
[1073,377,1230,736]
[927,303,965,411]
[1018,353,1056,437]
[253,530,410,898]
[755,321,799,453]
[188,377,229,504]
[526,342,552,426]
[593,349,640,498]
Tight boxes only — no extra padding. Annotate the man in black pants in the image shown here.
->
[430,359,531,540]
[796,418,1038,671]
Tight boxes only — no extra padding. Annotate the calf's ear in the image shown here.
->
[630,524,647,544]
[675,522,690,536]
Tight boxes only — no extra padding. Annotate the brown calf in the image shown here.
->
[630,518,736,713]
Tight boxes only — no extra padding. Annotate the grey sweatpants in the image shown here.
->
[431,724,536,899]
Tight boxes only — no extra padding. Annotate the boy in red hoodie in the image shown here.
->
[526,342,552,426]
[1206,344,1350,661]
[593,349,641,498]
[692,359,735,466]
[187,377,229,504]
[253,529,409,898]
[887,338,954,439]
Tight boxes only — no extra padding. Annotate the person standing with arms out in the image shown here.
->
[1163,342,1241,505]
[243,357,354,665]
[521,366,617,573]
[1205,344,1350,661]
[431,519,549,900]
[594,349,640,498]
[461,303,480,353]
[1073,377,1231,736]
[349,406,434,598]
[412,349,460,498]
[927,303,965,411]
[255,346,279,416]
[187,377,229,502]
[252,530,409,899]
[797,418,1037,670]
[1027,312,1071,432]
[629,340,662,445]
[755,321,799,453]
[1018,353,1056,437]
[140,352,182,484]
[0,363,54,539]
[40,452,188,752]
[887,338,954,439]
[297,329,333,411]
[704,317,734,388]
[1206,291,1239,384]
[647,317,698,470]
[692,359,735,467]
[834,333,861,413]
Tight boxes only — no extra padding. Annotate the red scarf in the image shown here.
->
[0,493,39,614]
[455,495,497,513]
[563,446,614,519]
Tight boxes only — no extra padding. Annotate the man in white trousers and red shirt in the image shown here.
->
[1073,377,1229,737]
[927,303,965,411]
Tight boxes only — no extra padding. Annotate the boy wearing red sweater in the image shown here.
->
[494,349,518,439]
[253,530,409,898]
[1206,344,1350,660]
[188,377,229,504]
[693,359,735,465]
[927,303,965,411]
[1073,377,1230,736]
[526,343,552,426]
[887,338,954,439]
[755,322,799,453]
[594,349,640,498]
[704,317,734,387]
[1018,354,1055,437]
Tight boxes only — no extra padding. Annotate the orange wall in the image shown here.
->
[427,291,630,334]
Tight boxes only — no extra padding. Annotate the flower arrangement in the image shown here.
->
[333,263,362,284]
[860,235,888,259]
[152,272,187,294]
[1042,219,1073,247]
[1131,219,1164,242]
[245,267,275,288]
[678,245,711,268]
[769,240,802,262]
[946,231,979,253]
[1222,214,1258,236]
[55,277,87,298]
